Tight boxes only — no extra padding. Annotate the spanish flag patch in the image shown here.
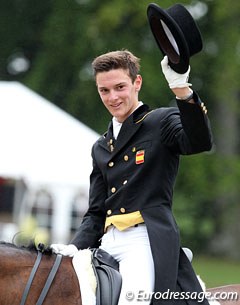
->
[135,150,145,164]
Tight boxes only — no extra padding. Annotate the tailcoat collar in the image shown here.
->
[99,104,150,155]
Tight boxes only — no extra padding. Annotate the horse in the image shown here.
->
[207,285,240,305]
[0,242,81,305]
[0,241,239,305]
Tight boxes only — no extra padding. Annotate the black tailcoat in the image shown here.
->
[71,92,213,305]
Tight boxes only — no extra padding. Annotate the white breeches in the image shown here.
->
[100,224,155,305]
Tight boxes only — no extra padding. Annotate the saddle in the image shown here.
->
[91,248,122,305]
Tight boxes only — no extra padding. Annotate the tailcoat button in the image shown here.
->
[108,161,114,167]
[124,155,129,161]
[132,147,136,152]
[120,208,126,213]
[123,180,128,185]
[107,210,112,215]
[111,187,116,193]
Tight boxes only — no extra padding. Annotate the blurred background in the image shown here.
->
[0,0,239,286]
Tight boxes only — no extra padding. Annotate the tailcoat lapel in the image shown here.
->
[100,121,115,153]
[98,104,150,159]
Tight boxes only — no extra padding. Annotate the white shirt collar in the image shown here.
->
[112,101,143,139]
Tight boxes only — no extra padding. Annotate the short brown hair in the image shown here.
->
[92,50,140,83]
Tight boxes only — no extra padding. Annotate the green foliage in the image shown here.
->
[174,153,240,255]
[173,153,216,252]
[0,0,52,80]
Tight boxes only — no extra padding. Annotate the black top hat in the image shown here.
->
[147,3,203,74]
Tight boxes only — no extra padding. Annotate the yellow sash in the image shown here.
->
[104,211,144,231]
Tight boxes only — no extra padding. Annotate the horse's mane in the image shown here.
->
[0,241,53,255]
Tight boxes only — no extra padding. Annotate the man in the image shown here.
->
[52,50,212,305]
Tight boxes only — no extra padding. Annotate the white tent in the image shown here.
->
[0,81,99,242]
[0,81,99,186]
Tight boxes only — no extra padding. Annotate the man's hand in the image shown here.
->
[161,56,192,89]
[50,244,78,257]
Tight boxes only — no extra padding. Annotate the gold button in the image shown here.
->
[123,180,128,185]
[111,187,116,193]
[132,147,136,152]
[107,209,112,215]
[120,208,126,213]
[110,139,113,144]
[108,161,114,167]
[124,155,129,161]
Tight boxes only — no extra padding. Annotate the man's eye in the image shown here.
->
[100,89,108,93]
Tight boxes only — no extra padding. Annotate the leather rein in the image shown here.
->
[20,250,63,305]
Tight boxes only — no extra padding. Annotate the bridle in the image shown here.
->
[20,249,62,305]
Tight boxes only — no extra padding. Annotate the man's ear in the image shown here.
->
[135,74,142,92]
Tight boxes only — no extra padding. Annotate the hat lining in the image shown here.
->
[161,20,179,55]
[151,17,180,64]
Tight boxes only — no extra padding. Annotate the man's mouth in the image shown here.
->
[111,102,122,108]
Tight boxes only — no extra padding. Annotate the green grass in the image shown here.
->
[192,256,240,288]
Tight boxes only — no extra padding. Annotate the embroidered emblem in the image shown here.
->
[135,150,145,164]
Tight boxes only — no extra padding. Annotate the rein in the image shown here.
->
[20,251,63,305]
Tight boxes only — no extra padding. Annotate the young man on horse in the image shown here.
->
[51,48,212,305]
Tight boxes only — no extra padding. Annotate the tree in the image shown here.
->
[198,0,240,259]
[0,0,51,80]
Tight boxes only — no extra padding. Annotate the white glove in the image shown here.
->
[50,243,78,257]
[161,56,192,89]
[182,247,193,262]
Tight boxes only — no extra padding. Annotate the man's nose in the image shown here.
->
[109,90,118,101]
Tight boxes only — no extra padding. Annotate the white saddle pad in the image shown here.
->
[72,249,97,305]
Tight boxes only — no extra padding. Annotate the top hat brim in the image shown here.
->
[147,3,191,74]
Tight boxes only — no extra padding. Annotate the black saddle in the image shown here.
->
[91,248,122,305]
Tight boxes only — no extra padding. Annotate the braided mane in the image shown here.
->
[0,241,53,254]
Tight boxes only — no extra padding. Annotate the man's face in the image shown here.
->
[96,68,142,123]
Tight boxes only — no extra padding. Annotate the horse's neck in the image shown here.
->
[0,246,37,272]
[0,246,82,305]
